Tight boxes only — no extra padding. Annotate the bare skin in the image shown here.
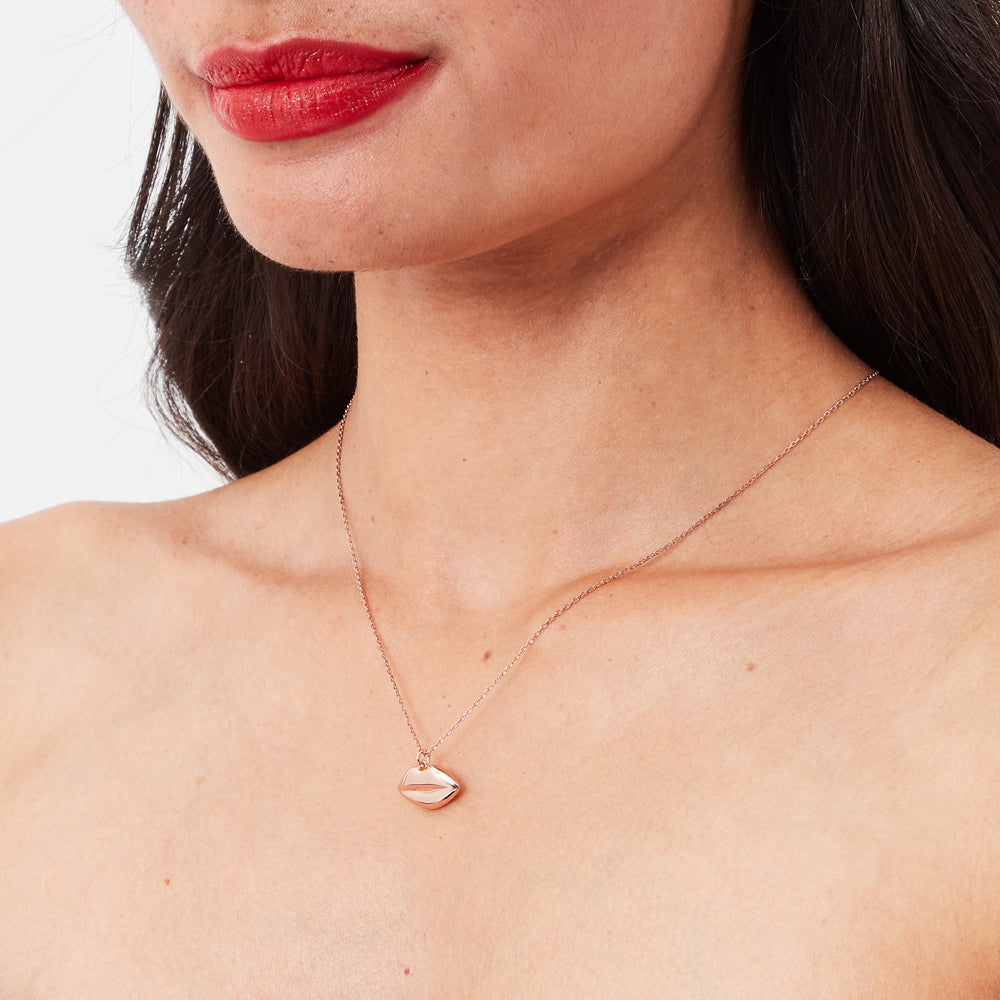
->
[2,0,999,995]
[2,390,1000,998]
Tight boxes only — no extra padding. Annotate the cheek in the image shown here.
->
[121,0,209,132]
[460,3,742,201]
[121,0,188,70]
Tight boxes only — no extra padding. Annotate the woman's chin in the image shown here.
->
[222,199,520,275]
[222,209,418,274]
[233,231,458,274]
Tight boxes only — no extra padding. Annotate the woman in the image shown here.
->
[2,0,999,994]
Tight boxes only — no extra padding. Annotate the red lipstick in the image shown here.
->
[199,38,429,142]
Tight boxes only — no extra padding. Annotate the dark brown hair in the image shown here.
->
[127,103,357,477]
[127,0,1000,478]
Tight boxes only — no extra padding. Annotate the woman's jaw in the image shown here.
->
[121,0,756,274]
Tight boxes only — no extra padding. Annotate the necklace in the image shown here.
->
[337,371,879,810]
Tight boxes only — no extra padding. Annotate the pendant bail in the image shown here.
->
[417,749,432,770]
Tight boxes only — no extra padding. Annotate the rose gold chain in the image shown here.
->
[337,371,879,765]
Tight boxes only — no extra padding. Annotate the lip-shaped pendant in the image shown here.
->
[399,764,461,809]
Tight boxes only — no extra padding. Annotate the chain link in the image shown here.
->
[337,371,879,764]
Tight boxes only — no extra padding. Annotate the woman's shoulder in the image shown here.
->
[0,500,200,738]
[0,495,267,787]
[0,450,344,726]
[0,500,180,631]
[0,498,204,618]
[849,388,1000,640]
[0,436,342,613]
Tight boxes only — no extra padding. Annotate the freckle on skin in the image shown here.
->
[404,968,410,975]
[746,662,757,672]
[483,650,492,662]
[196,775,207,785]
[164,878,170,886]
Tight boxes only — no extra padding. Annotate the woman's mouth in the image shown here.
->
[198,38,430,142]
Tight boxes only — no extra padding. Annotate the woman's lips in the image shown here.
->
[199,38,429,142]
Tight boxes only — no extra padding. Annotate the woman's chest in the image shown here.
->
[2,706,995,998]
[2,572,998,998]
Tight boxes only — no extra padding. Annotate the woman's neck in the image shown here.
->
[340,173,863,614]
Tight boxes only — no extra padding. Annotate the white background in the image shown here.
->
[1,1,222,524]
